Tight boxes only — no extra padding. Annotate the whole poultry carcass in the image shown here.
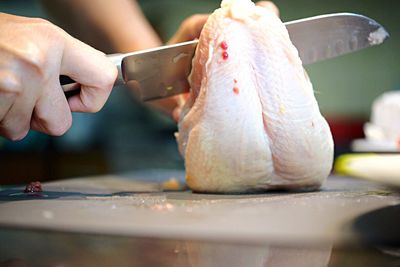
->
[176,0,334,193]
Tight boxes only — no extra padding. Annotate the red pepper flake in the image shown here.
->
[234,79,237,83]
[24,181,43,193]
[311,121,315,128]
[220,41,228,50]
[222,51,229,60]
[233,87,239,95]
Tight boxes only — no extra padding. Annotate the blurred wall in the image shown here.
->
[0,0,46,17]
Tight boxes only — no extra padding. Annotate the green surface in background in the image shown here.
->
[140,0,400,118]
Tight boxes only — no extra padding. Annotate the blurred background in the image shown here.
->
[0,0,399,184]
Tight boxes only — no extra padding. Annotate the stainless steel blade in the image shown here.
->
[118,12,389,101]
[119,41,198,101]
[285,13,389,65]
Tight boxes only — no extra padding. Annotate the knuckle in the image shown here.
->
[188,14,201,23]
[0,71,21,94]
[180,14,207,40]
[188,14,207,26]
[7,40,48,80]
[102,65,118,89]
[27,17,51,26]
[11,129,29,141]
[0,126,29,141]
[87,102,102,113]
[54,114,72,136]
[29,17,62,36]
[80,93,102,113]
[49,121,71,136]
[18,19,61,78]
[22,45,48,76]
[36,111,72,136]
[91,97,105,112]
[182,15,196,28]
[1,42,46,80]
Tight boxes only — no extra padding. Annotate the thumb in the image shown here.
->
[167,14,209,45]
[60,35,118,112]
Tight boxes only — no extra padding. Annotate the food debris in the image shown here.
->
[24,181,42,193]
[161,177,182,191]
[151,203,175,211]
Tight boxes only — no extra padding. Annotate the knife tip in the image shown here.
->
[368,26,390,46]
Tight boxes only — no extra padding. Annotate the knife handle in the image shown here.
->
[60,53,125,98]
[60,75,81,98]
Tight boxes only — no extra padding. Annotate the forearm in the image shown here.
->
[41,0,162,53]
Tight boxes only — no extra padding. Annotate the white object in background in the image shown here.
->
[352,91,400,152]
[335,154,400,187]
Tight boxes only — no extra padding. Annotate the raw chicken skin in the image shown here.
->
[176,0,334,193]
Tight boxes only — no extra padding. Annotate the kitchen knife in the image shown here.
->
[61,12,389,101]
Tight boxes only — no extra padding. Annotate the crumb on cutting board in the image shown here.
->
[24,181,43,193]
[161,177,184,191]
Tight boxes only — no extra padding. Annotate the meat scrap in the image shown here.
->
[24,181,43,193]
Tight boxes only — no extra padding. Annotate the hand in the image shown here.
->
[0,13,117,140]
[138,14,208,122]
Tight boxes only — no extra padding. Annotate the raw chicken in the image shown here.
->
[176,0,334,193]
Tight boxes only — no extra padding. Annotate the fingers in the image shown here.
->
[30,80,72,136]
[1,76,73,140]
[0,70,19,122]
[159,14,208,121]
[143,97,179,118]
[0,92,15,122]
[60,35,118,112]
[167,14,209,45]
[0,14,117,140]
[0,84,36,141]
[144,93,189,122]
[0,29,71,139]
[256,1,280,17]
[171,93,189,122]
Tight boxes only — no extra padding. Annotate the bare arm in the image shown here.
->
[41,0,162,53]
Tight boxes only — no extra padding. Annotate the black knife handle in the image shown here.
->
[60,75,76,85]
[60,75,81,98]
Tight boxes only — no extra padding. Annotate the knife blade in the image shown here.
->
[61,12,389,101]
